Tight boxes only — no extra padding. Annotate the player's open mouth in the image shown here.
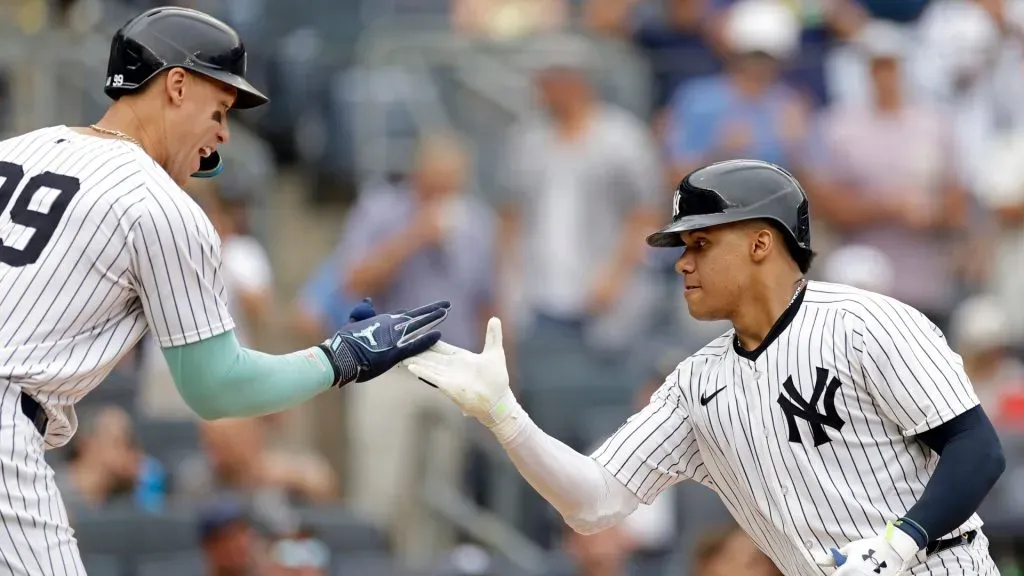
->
[685,286,701,293]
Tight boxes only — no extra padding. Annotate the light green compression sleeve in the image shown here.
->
[161,330,335,420]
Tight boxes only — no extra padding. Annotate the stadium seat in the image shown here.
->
[297,506,390,553]
[332,552,416,576]
[136,419,201,472]
[80,553,124,576]
[137,551,205,576]
[74,509,199,557]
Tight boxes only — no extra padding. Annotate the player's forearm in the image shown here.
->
[162,330,335,420]
[496,402,640,534]
[902,406,1005,546]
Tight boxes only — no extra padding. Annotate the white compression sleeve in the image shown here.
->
[496,408,641,534]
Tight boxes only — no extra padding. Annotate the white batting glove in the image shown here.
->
[402,317,528,444]
[814,522,921,576]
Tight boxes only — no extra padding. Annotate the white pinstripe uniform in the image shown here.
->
[0,125,234,574]
[593,281,1000,576]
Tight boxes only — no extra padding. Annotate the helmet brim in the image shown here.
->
[646,212,764,248]
[200,68,269,109]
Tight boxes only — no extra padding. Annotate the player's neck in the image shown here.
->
[731,274,805,352]
[92,104,166,167]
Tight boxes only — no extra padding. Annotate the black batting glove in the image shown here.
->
[318,300,451,386]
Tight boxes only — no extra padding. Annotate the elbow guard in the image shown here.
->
[563,470,640,535]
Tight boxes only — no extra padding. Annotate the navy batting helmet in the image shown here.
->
[104,6,269,178]
[647,159,812,269]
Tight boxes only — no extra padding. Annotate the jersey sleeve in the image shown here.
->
[858,303,980,436]
[591,363,701,505]
[127,192,235,347]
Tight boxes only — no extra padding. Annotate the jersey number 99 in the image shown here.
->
[0,161,81,267]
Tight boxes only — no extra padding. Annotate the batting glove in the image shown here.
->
[318,299,451,387]
[815,522,922,576]
[401,317,527,443]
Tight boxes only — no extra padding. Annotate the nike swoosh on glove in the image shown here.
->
[814,522,921,576]
[318,300,451,386]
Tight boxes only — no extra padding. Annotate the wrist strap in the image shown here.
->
[483,391,528,446]
[892,517,929,549]
[318,336,359,386]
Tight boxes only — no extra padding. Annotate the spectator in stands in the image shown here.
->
[816,21,968,329]
[55,405,147,521]
[951,295,1024,431]
[267,532,330,576]
[452,0,569,38]
[973,107,1024,348]
[175,417,339,525]
[706,0,834,109]
[632,0,722,126]
[663,0,819,185]
[199,495,268,576]
[323,130,491,555]
[289,251,360,346]
[499,36,662,356]
[692,523,782,576]
[819,244,896,295]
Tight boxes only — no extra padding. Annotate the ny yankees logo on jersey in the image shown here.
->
[777,366,846,446]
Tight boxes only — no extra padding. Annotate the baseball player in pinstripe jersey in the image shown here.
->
[0,7,449,575]
[405,159,1006,575]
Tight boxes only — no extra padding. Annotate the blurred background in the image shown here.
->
[3,0,1024,574]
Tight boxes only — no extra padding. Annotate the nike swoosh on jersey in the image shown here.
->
[699,386,727,406]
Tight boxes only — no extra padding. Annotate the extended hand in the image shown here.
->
[815,523,920,576]
[318,300,451,386]
[402,317,518,430]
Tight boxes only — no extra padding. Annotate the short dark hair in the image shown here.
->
[760,219,815,274]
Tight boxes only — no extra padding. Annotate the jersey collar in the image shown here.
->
[732,280,808,362]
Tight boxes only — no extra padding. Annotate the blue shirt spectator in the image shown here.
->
[294,250,360,337]
[663,0,822,182]
[665,75,810,170]
[707,0,935,108]
[335,135,497,351]
[633,0,722,113]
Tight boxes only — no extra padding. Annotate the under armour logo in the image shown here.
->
[352,323,380,346]
[777,367,845,446]
[862,549,887,574]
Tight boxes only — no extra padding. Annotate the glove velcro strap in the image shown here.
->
[318,337,359,386]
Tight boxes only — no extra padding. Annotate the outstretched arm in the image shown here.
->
[162,299,450,420]
[404,318,703,533]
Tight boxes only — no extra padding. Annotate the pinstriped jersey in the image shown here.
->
[593,281,984,576]
[0,125,234,448]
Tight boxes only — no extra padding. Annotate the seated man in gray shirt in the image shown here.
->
[333,131,498,540]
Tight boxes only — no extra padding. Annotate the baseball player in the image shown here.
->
[0,7,449,574]
[405,159,1006,575]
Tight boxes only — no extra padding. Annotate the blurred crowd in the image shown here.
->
[6,0,1024,574]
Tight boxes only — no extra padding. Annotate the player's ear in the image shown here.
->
[750,227,773,264]
[164,68,188,106]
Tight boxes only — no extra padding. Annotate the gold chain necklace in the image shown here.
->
[88,124,143,149]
